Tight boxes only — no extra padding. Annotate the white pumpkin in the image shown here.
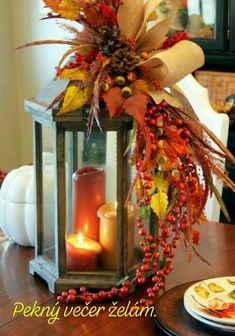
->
[0,165,35,246]
[0,153,55,247]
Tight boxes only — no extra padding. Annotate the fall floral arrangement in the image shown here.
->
[21,0,235,306]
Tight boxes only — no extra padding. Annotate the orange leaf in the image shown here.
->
[43,0,60,12]
[102,87,125,118]
[122,94,148,126]
[131,79,149,95]
[83,7,106,27]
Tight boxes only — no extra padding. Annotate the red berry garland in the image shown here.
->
[57,100,204,307]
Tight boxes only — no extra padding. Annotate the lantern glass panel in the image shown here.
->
[41,124,56,262]
[126,133,146,271]
[65,130,126,273]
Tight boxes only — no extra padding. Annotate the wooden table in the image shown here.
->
[0,222,235,336]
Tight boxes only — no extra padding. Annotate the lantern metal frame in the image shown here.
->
[25,80,156,294]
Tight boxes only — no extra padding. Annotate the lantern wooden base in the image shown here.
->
[29,252,157,294]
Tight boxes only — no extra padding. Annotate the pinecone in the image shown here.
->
[109,47,139,74]
[96,25,125,55]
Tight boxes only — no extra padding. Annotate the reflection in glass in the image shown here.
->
[42,125,55,262]
[159,0,216,39]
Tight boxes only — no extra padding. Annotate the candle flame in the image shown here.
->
[114,201,118,210]
[77,233,84,246]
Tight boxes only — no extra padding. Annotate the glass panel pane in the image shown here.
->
[65,130,120,273]
[127,132,143,271]
[41,125,55,262]
[158,0,216,39]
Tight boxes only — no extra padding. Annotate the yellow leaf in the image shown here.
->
[58,68,88,81]
[151,192,169,220]
[153,172,170,193]
[58,0,80,20]
[58,85,93,114]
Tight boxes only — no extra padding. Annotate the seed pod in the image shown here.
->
[100,82,110,92]
[156,128,164,137]
[122,86,132,98]
[134,55,141,63]
[115,76,126,86]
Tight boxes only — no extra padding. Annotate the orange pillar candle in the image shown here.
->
[72,167,105,241]
[66,233,102,272]
[97,202,135,271]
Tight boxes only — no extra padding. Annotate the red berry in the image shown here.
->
[62,291,68,298]
[155,105,163,111]
[107,293,113,300]
[93,294,99,301]
[161,101,168,108]
[66,294,76,303]
[175,118,183,126]
[157,270,164,277]
[122,280,130,287]
[146,235,154,242]
[138,277,146,284]
[153,286,160,292]
[69,288,77,295]
[121,286,129,294]
[139,228,147,236]
[164,246,171,254]
[168,264,174,271]
[80,286,87,293]
[165,214,173,222]
[152,275,160,282]
[111,287,118,295]
[99,290,106,299]
[154,252,160,259]
[158,281,165,288]
[147,300,154,306]
[148,292,155,298]
[140,299,146,306]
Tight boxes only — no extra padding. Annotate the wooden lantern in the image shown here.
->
[25,80,156,294]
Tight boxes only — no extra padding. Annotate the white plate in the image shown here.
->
[184,301,235,333]
[184,276,235,326]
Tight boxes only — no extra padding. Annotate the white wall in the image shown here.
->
[0,1,20,171]
[0,0,68,171]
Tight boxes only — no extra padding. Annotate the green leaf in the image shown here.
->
[138,206,151,220]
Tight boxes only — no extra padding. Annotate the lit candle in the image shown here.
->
[66,233,102,272]
[97,202,136,271]
[72,167,106,241]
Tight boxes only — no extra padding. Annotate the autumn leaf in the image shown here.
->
[151,192,169,220]
[153,172,170,193]
[83,6,106,27]
[122,94,148,126]
[58,0,80,20]
[102,87,125,118]
[58,84,93,114]
[147,11,158,22]
[43,0,60,12]
[58,68,89,81]
[131,79,149,95]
